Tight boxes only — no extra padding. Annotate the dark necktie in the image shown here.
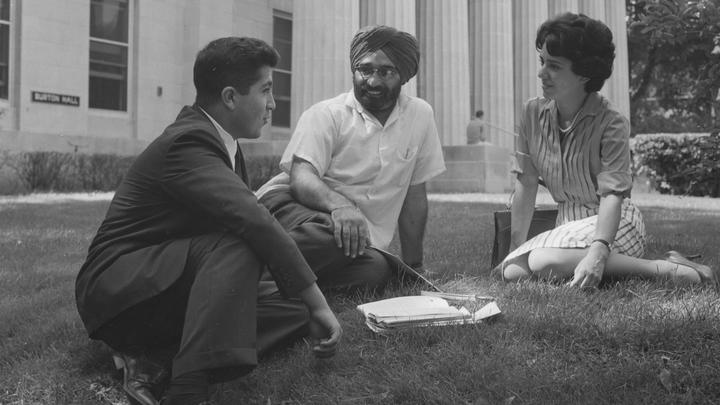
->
[234,146,249,187]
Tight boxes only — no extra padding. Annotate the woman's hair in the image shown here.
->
[535,13,615,92]
[193,37,279,106]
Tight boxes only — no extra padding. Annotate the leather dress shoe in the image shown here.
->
[664,250,719,286]
[113,352,169,405]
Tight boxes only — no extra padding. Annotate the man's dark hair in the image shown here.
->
[193,37,279,106]
[535,13,615,93]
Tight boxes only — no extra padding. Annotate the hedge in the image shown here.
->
[633,132,720,197]
[6,138,717,198]
[0,151,283,194]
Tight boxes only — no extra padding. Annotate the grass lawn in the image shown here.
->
[0,195,719,404]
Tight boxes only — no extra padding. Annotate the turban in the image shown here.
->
[350,25,420,84]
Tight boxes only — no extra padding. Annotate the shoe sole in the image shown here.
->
[112,354,159,405]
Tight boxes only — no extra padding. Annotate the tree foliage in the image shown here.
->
[634,132,720,196]
[627,0,720,133]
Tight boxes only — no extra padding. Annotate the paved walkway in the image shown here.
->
[0,191,718,211]
[0,192,115,204]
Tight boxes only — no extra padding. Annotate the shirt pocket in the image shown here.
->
[396,146,418,162]
[390,146,418,187]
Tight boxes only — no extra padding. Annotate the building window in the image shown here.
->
[89,0,129,111]
[272,11,292,128]
[0,0,10,100]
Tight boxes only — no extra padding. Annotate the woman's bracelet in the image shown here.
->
[591,238,612,251]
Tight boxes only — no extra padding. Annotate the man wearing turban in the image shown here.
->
[256,25,446,292]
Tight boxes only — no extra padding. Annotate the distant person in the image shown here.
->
[75,37,341,405]
[495,13,717,287]
[256,25,446,291]
[466,109,486,145]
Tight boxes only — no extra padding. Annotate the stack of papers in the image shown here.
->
[356,292,501,333]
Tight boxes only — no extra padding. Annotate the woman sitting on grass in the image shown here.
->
[496,12,717,288]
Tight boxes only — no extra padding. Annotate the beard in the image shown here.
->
[353,82,402,114]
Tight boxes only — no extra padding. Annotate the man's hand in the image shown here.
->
[307,306,342,358]
[568,244,609,289]
[289,158,370,258]
[331,206,370,258]
[298,283,342,358]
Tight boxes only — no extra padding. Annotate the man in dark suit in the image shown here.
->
[76,37,342,405]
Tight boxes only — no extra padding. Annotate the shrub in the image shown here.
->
[4,151,135,193]
[70,154,135,191]
[0,150,24,195]
[633,132,720,197]
[246,154,282,191]
[1,150,282,194]
[9,151,72,192]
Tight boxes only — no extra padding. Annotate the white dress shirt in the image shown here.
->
[200,107,237,170]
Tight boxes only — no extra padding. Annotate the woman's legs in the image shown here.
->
[502,248,702,284]
[500,254,533,281]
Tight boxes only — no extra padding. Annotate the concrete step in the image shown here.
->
[241,140,515,193]
[427,144,513,193]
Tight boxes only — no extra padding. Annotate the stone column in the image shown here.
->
[604,0,631,118]
[359,0,417,96]
[359,0,415,33]
[579,0,606,20]
[468,0,515,150]
[548,0,579,16]
[291,0,358,127]
[416,0,470,146]
[512,0,548,129]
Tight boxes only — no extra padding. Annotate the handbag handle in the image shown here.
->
[507,177,548,210]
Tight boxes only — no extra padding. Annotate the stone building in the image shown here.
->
[0,0,629,192]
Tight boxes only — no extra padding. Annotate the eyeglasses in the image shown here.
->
[354,65,399,80]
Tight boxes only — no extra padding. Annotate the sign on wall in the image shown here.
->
[31,91,80,107]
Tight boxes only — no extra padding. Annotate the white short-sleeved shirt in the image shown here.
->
[256,90,446,248]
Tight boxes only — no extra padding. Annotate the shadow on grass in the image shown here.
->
[0,199,718,404]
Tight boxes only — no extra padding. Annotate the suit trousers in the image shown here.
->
[94,232,309,382]
[259,189,392,291]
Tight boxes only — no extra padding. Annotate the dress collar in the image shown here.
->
[539,92,603,127]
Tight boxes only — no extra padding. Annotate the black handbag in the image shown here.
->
[491,195,558,268]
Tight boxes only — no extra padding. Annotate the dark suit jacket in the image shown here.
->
[76,105,316,335]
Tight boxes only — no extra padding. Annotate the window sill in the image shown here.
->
[88,108,130,118]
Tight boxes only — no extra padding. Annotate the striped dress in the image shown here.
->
[503,93,647,264]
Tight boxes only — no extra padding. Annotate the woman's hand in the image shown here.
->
[570,194,622,289]
[569,243,610,289]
